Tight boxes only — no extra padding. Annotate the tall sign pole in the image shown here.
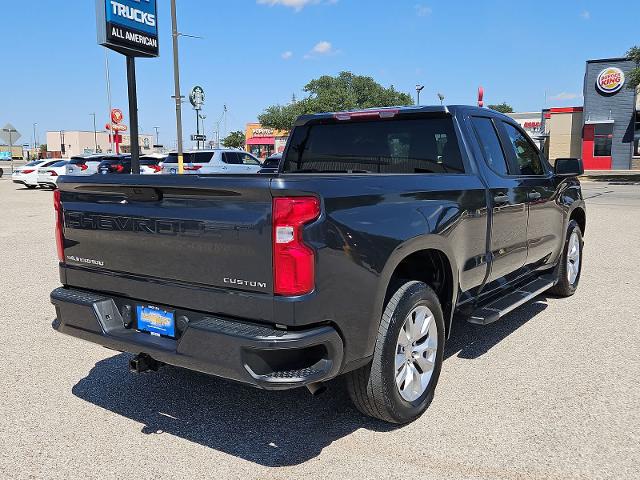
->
[96,0,159,173]
[171,0,185,174]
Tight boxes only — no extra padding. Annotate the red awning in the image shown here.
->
[246,137,275,146]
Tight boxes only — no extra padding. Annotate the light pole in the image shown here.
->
[32,123,38,158]
[437,93,445,106]
[171,0,185,173]
[153,126,160,147]
[416,85,425,106]
[90,113,98,152]
[199,113,206,149]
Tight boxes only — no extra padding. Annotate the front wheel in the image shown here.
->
[345,281,445,424]
[550,220,583,297]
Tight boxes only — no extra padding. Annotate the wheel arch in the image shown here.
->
[374,236,459,340]
[569,206,586,236]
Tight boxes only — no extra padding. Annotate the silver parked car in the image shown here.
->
[162,149,262,175]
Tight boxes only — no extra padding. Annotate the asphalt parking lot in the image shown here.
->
[0,178,638,480]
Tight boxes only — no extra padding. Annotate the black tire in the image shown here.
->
[549,220,583,297]
[345,281,445,424]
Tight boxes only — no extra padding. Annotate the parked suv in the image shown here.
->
[66,154,116,176]
[97,156,131,175]
[51,105,586,424]
[162,149,262,174]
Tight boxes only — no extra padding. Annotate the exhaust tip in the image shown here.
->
[306,382,327,396]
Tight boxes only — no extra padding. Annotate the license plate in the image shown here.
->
[137,305,175,337]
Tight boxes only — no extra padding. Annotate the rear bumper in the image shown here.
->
[51,287,343,390]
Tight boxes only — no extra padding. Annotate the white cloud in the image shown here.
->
[303,41,337,59]
[415,4,432,17]
[580,10,591,20]
[550,92,581,101]
[257,0,337,11]
[281,51,293,60]
[312,41,333,54]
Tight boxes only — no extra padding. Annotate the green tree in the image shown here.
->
[221,131,246,149]
[488,102,514,114]
[626,46,640,89]
[258,72,414,131]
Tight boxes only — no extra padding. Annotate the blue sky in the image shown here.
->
[1,0,637,148]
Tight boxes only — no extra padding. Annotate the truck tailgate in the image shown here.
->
[58,175,274,295]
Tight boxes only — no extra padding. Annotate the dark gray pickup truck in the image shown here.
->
[51,105,586,423]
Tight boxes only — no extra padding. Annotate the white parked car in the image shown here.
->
[12,160,60,189]
[37,160,69,189]
[162,149,262,175]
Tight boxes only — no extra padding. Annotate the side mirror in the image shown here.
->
[554,158,584,177]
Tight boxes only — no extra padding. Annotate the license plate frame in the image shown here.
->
[136,305,176,338]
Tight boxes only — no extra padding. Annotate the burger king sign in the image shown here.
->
[596,67,625,94]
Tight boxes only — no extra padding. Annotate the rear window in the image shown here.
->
[283,117,465,174]
[69,157,88,165]
[50,161,68,167]
[164,152,214,164]
[140,157,160,165]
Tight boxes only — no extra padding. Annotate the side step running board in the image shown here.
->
[468,276,555,326]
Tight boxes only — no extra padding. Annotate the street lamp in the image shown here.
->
[33,123,38,158]
[90,113,98,153]
[437,93,445,106]
[416,85,425,106]
[153,126,160,147]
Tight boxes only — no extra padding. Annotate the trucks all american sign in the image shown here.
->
[96,0,159,57]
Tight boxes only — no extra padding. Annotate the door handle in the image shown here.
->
[528,191,542,201]
[493,194,510,205]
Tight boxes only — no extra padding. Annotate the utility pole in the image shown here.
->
[416,85,425,106]
[171,0,185,174]
[90,113,98,152]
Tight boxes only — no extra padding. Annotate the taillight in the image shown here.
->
[273,197,320,296]
[150,164,162,173]
[80,164,88,171]
[48,171,58,177]
[115,164,124,173]
[53,190,64,262]
[183,165,202,171]
[22,169,35,174]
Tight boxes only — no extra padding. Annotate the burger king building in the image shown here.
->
[582,57,639,170]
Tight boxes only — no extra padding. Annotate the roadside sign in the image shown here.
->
[96,0,159,57]
[0,151,11,160]
[191,134,207,142]
[0,124,21,145]
[190,86,205,110]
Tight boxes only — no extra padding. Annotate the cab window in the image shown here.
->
[502,122,545,176]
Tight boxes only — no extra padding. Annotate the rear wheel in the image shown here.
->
[550,220,583,297]
[345,281,445,424]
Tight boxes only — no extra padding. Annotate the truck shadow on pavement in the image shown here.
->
[71,297,549,466]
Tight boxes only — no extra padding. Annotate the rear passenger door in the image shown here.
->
[470,116,529,287]
[497,121,564,271]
